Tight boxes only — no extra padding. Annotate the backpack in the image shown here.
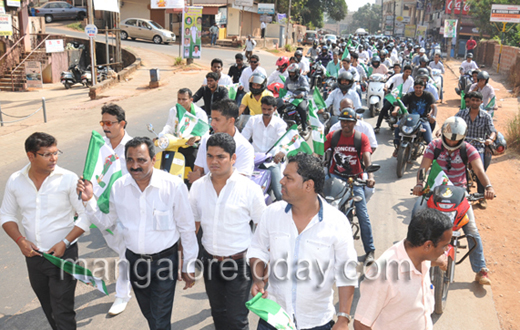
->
[433,141,468,166]
[329,130,364,171]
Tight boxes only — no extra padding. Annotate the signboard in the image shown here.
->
[258,3,274,14]
[417,0,425,10]
[216,7,227,24]
[45,39,64,53]
[445,0,469,15]
[6,0,19,7]
[0,14,12,36]
[26,61,43,89]
[0,0,5,14]
[94,0,119,12]
[85,24,98,37]
[444,19,457,37]
[404,24,416,37]
[277,13,287,24]
[260,14,272,23]
[440,26,444,34]
[151,0,184,9]
[416,25,427,38]
[490,4,520,23]
[234,0,253,7]
[182,6,202,59]
[384,30,393,36]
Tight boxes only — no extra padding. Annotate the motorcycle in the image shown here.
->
[81,65,110,87]
[366,73,386,118]
[431,68,443,102]
[322,163,380,239]
[455,67,473,96]
[252,153,274,205]
[267,82,285,98]
[309,59,325,90]
[395,114,427,178]
[321,76,337,101]
[147,124,188,180]
[277,96,311,140]
[60,60,84,89]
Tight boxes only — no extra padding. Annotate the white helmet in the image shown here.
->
[441,116,467,151]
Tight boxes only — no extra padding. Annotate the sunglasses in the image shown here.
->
[100,120,119,127]
[250,61,258,64]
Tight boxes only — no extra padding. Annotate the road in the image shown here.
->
[0,26,502,330]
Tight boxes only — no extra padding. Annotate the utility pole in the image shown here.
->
[285,0,291,47]
[87,0,97,85]
[455,0,463,59]
[446,0,456,60]
[392,1,396,36]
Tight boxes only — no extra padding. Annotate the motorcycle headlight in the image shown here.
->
[401,126,414,134]
[158,137,170,149]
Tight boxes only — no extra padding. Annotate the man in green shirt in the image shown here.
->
[326,51,341,78]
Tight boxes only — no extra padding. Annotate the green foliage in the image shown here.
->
[67,22,84,31]
[352,4,382,34]
[266,0,346,29]
[506,110,520,152]
[285,44,294,52]
[174,57,183,66]
[467,0,520,46]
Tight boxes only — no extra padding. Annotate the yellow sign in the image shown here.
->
[396,16,404,22]
[404,24,416,38]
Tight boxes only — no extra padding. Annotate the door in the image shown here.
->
[45,3,60,18]
[137,21,153,40]
[122,19,138,38]
[55,3,69,19]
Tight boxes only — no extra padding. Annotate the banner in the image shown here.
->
[277,13,287,24]
[94,0,119,12]
[404,25,416,38]
[151,0,184,9]
[0,0,5,14]
[0,13,11,36]
[25,61,42,89]
[416,25,427,39]
[182,7,202,59]
[258,3,275,14]
[444,19,457,38]
[445,0,470,15]
[45,39,64,53]
[6,0,19,7]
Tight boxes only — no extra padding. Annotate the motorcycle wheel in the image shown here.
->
[64,82,72,89]
[369,104,376,118]
[396,145,410,178]
[432,256,454,314]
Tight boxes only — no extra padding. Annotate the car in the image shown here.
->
[302,30,317,45]
[324,34,337,44]
[35,1,86,23]
[120,18,176,45]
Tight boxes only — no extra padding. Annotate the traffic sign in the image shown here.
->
[85,24,98,38]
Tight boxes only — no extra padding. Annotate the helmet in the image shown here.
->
[441,116,468,151]
[477,71,490,84]
[276,56,289,72]
[466,53,473,58]
[294,50,303,60]
[389,42,395,48]
[371,56,381,68]
[249,72,267,95]
[417,68,430,79]
[338,108,357,122]
[419,55,429,63]
[337,71,354,92]
[471,69,480,75]
[381,49,388,56]
[322,45,328,51]
[414,44,420,49]
[287,63,300,81]
[419,47,426,53]
[313,40,318,47]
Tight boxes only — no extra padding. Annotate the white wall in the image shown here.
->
[227,7,240,36]
[120,0,150,21]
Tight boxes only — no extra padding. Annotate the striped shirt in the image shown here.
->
[424,140,480,187]
[455,109,496,153]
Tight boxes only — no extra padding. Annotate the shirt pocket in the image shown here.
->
[305,239,333,264]
[270,232,291,261]
[153,209,174,231]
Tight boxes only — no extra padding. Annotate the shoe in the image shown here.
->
[479,199,488,209]
[374,127,380,134]
[108,297,128,316]
[392,149,398,157]
[475,268,492,285]
[364,251,375,268]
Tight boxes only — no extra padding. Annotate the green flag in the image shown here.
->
[483,96,496,117]
[396,98,408,115]
[226,83,240,101]
[460,90,466,109]
[176,104,210,138]
[279,74,286,83]
[83,131,122,214]
[308,100,325,155]
[312,86,326,110]
[341,47,351,61]
[246,293,296,330]
[359,63,369,76]
[290,98,304,108]
[425,160,453,192]
[268,124,312,157]
[42,252,108,295]
[367,66,373,78]
[384,83,403,104]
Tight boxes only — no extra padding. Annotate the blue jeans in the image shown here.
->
[211,34,217,45]
[394,120,433,147]
[412,197,486,273]
[268,163,283,201]
[258,318,333,330]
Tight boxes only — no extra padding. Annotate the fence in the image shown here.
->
[0,97,48,127]
[476,40,520,95]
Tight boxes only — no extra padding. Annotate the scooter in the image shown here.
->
[395,113,427,178]
[60,60,84,89]
[147,124,188,180]
[252,153,274,205]
[366,73,386,118]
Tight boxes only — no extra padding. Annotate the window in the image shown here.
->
[125,19,137,26]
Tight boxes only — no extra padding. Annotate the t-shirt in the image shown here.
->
[466,39,477,50]
[401,91,435,117]
[240,89,274,115]
[324,130,371,177]
[423,140,480,187]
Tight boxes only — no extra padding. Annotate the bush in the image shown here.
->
[506,110,520,152]
[284,44,293,52]
[67,22,84,31]
[174,57,183,66]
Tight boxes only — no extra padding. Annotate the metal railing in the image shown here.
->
[10,34,51,91]
[0,98,48,127]
[0,34,27,78]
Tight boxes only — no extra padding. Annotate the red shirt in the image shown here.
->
[466,39,477,50]
[324,130,371,176]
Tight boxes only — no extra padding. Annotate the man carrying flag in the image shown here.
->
[1,132,91,330]
[469,71,497,116]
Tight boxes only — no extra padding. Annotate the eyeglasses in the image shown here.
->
[100,121,119,127]
[36,150,63,158]
[250,61,258,64]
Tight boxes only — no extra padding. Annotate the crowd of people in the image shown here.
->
[0,33,502,330]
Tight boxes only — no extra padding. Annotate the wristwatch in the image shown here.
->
[485,184,493,190]
[62,238,71,249]
[337,312,352,323]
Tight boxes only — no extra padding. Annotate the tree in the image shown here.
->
[352,3,381,34]
[468,0,520,46]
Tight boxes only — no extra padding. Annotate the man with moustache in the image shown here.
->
[78,137,198,330]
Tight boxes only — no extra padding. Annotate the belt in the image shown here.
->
[127,243,178,262]
[206,249,247,262]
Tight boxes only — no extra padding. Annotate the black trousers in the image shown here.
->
[375,99,393,128]
[26,244,78,330]
[178,146,198,188]
[126,244,179,330]
[296,100,308,130]
[203,249,252,330]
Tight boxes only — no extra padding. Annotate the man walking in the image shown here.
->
[78,137,199,330]
[261,21,266,39]
[466,36,477,56]
[190,133,266,330]
[1,132,91,330]
[244,35,256,63]
[210,23,219,46]
[248,153,358,330]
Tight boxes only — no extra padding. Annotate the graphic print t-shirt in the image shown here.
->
[324,130,371,177]
[401,91,435,117]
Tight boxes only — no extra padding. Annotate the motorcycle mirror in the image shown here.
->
[147,123,156,135]
[356,107,367,114]
[366,164,380,173]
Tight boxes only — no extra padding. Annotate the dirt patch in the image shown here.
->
[443,60,520,330]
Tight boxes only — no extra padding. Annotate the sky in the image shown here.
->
[347,0,376,13]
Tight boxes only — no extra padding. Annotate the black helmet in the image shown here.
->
[417,68,429,77]
[338,108,357,122]
[287,63,300,81]
[477,71,490,84]
[337,71,354,92]
[313,40,318,47]
[371,56,381,68]
[294,50,303,60]
[249,72,267,95]
[466,53,473,58]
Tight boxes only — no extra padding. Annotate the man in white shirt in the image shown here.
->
[203,58,234,87]
[351,52,367,82]
[429,53,445,74]
[1,132,91,330]
[322,71,362,126]
[189,99,254,183]
[241,96,287,200]
[261,21,266,38]
[248,153,358,330]
[244,35,256,62]
[99,104,133,316]
[338,56,360,81]
[78,137,198,330]
[460,53,479,74]
[358,45,370,63]
[190,133,266,330]
[239,54,267,94]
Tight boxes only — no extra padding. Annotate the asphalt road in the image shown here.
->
[0,25,501,330]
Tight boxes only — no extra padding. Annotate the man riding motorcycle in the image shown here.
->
[284,63,310,131]
[412,55,433,80]
[370,56,388,75]
[412,116,495,286]
[469,71,497,112]
[460,53,479,74]
[267,56,289,85]
[294,49,310,76]
[307,40,320,58]
[408,68,439,102]
[321,71,362,126]
[317,45,332,67]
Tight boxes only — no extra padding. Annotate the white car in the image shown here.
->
[120,18,176,45]
[324,34,337,44]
